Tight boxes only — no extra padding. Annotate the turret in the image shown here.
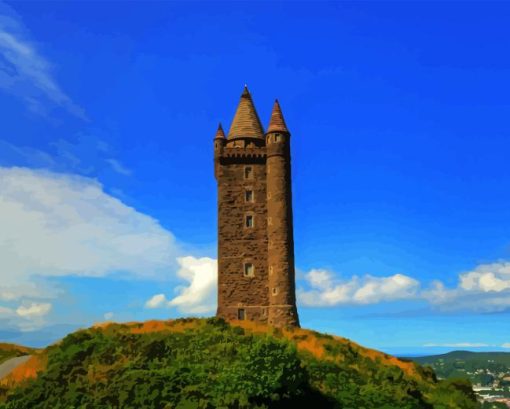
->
[214,122,226,150]
[214,123,226,179]
[265,99,300,327]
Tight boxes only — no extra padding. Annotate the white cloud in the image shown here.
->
[354,273,419,303]
[103,312,114,321]
[168,257,217,313]
[423,262,510,312]
[145,256,217,314]
[306,269,332,290]
[16,302,51,318]
[145,293,167,309]
[298,269,419,307]
[0,3,85,118]
[0,167,179,304]
[459,262,510,293]
[4,163,510,333]
[501,343,510,349]
[421,280,453,304]
[298,260,510,313]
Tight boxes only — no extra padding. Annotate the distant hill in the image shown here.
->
[412,351,510,366]
[0,318,478,408]
[0,344,36,366]
[408,350,510,389]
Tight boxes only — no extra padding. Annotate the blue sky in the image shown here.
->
[1,1,510,355]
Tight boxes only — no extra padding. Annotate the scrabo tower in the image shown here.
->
[214,86,299,328]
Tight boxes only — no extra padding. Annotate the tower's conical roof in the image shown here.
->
[214,122,225,139]
[267,99,289,134]
[227,86,265,139]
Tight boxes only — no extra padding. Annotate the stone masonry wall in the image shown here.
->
[216,149,269,323]
[266,138,300,327]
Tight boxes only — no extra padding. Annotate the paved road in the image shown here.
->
[0,355,31,380]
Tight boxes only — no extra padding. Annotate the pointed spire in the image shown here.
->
[227,86,264,140]
[214,122,225,139]
[267,99,289,134]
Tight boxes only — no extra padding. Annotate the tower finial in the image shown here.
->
[242,84,250,97]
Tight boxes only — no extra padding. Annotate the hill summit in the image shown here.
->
[0,318,478,408]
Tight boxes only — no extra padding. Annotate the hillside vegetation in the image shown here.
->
[0,344,35,366]
[412,351,510,377]
[0,318,479,409]
[413,351,510,365]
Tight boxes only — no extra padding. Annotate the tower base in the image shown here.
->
[216,305,268,324]
[268,305,300,328]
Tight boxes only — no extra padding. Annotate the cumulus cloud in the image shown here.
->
[0,301,52,331]
[459,262,510,293]
[169,257,217,313]
[423,262,510,312]
[145,256,217,314]
[16,302,51,318]
[298,269,419,307]
[0,2,86,118]
[4,162,510,333]
[145,294,167,309]
[298,260,510,313]
[0,167,178,289]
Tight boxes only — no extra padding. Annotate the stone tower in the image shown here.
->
[214,86,299,327]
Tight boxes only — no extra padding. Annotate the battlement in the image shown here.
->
[220,147,267,160]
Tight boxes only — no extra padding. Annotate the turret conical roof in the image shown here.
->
[227,86,264,140]
[214,122,225,139]
[267,99,289,134]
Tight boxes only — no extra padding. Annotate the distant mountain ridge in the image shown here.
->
[407,349,510,407]
[410,351,510,365]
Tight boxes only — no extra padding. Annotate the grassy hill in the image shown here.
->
[0,318,479,409]
[0,344,35,366]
